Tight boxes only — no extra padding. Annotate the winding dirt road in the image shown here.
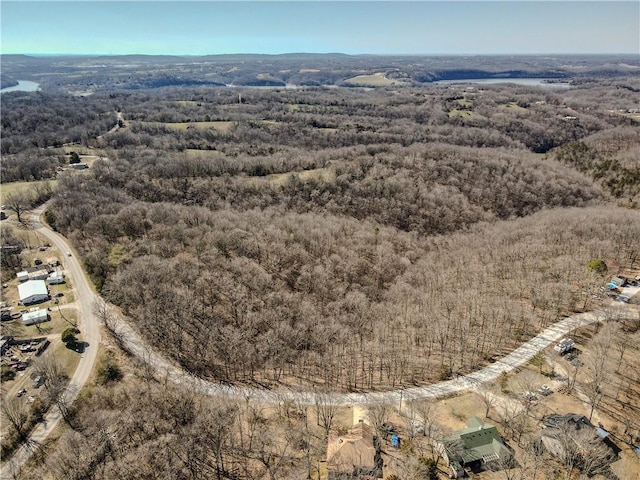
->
[1,205,637,477]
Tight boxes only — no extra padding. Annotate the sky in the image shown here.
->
[1,1,639,56]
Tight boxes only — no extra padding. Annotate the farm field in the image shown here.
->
[343,72,408,86]
[143,120,235,131]
[0,180,58,205]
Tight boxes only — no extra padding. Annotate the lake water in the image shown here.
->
[433,78,571,88]
[0,80,41,93]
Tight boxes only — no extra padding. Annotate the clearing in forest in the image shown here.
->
[344,72,407,87]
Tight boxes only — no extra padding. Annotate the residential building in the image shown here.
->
[47,271,65,285]
[326,420,383,479]
[22,309,49,326]
[540,414,618,474]
[437,417,512,478]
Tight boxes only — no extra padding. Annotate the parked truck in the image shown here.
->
[554,338,575,354]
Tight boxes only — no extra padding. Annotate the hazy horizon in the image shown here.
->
[1,1,639,56]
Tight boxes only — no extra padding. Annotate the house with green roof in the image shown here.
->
[437,417,512,478]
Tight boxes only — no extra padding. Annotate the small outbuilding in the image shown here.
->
[16,271,29,282]
[610,276,627,288]
[18,280,49,305]
[46,257,60,267]
[28,269,50,281]
[22,309,49,326]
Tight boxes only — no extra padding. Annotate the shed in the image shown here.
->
[46,257,60,267]
[28,269,50,281]
[610,277,626,288]
[22,309,49,326]
[16,271,29,282]
[18,280,49,305]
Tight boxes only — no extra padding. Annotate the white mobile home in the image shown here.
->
[22,309,49,326]
[47,271,65,285]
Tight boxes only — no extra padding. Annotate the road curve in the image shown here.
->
[2,207,637,477]
[1,206,101,480]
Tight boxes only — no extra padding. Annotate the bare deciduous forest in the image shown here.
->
[1,54,639,479]
[4,73,638,389]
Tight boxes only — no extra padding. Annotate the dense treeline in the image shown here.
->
[49,158,640,388]
[0,92,116,155]
[0,152,66,182]
[107,84,620,154]
[53,143,599,237]
[20,378,312,480]
[551,126,640,202]
[5,80,635,157]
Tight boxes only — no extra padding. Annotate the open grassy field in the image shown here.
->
[184,149,226,158]
[251,167,335,186]
[1,180,59,205]
[455,98,474,107]
[60,145,106,155]
[145,121,235,132]
[175,100,200,106]
[344,72,407,87]
[448,109,481,119]
[500,102,529,113]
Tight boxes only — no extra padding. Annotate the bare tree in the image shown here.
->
[555,424,615,479]
[314,389,338,440]
[30,180,53,205]
[4,191,32,224]
[31,353,72,422]
[93,299,122,342]
[478,384,498,419]
[366,402,391,435]
[1,396,29,440]
[612,324,631,373]
[517,371,539,418]
[583,328,613,422]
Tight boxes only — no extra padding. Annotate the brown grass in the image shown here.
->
[344,73,407,87]
[1,180,58,205]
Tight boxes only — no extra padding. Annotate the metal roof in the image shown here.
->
[17,280,48,301]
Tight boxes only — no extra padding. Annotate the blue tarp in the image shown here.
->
[606,283,618,289]
[595,427,609,439]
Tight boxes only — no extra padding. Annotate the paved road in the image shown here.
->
[2,207,637,477]
[0,207,101,480]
